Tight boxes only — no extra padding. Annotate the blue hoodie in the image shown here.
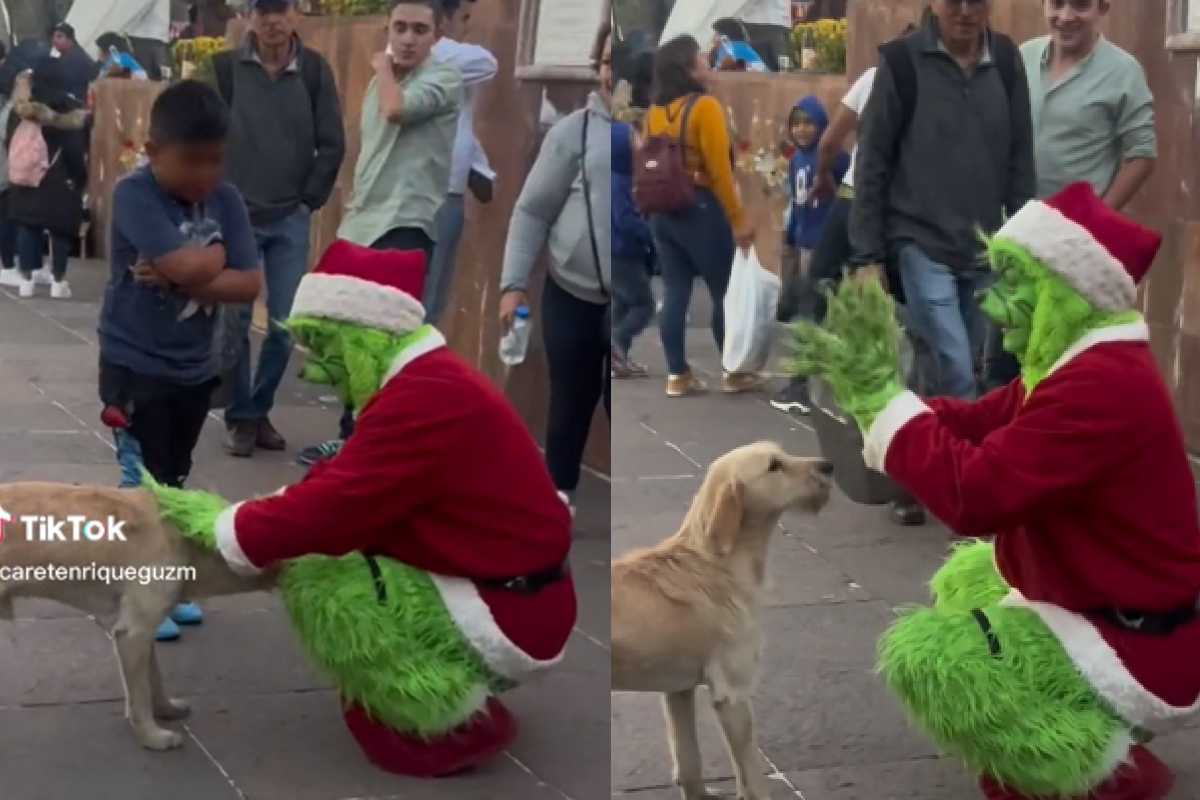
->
[787,95,850,249]
[611,121,653,262]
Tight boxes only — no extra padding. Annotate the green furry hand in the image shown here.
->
[790,276,904,430]
[140,470,230,551]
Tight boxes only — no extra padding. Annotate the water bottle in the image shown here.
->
[499,306,532,366]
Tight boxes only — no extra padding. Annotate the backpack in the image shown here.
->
[633,94,700,216]
[879,31,1019,144]
[213,48,322,118]
[8,119,51,188]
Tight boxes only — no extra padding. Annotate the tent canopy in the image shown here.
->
[658,0,750,47]
[64,0,167,56]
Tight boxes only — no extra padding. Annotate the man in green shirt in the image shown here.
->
[337,0,463,260]
[1021,0,1156,209]
[303,0,461,467]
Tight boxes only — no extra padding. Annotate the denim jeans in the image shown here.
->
[650,189,735,376]
[896,244,989,399]
[612,254,655,355]
[224,207,312,424]
[425,194,465,325]
[17,225,71,280]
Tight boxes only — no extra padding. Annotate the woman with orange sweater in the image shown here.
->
[645,35,756,398]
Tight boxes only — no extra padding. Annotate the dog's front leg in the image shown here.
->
[149,647,190,720]
[663,689,717,800]
[112,623,184,751]
[711,695,770,800]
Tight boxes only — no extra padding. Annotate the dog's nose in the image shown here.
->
[815,460,834,477]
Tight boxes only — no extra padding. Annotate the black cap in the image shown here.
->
[247,0,296,9]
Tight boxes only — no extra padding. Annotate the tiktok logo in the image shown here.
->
[0,505,10,543]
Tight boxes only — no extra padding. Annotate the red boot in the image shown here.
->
[100,405,130,429]
[342,696,518,778]
[979,745,1174,800]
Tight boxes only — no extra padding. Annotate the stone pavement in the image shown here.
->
[610,288,1200,800]
[0,261,610,800]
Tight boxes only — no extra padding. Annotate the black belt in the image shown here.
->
[1095,605,1198,636]
[361,555,568,604]
[477,563,570,596]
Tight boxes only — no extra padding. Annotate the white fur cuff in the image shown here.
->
[862,391,931,473]
[213,502,263,577]
[290,273,426,335]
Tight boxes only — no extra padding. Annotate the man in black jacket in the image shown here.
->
[215,0,346,458]
[849,0,1036,525]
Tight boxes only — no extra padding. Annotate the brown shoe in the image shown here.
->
[666,372,707,398]
[224,421,256,458]
[256,418,287,451]
[720,371,762,394]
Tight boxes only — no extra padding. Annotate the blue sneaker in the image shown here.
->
[156,617,181,641]
[170,602,204,625]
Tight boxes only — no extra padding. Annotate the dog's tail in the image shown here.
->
[138,468,226,551]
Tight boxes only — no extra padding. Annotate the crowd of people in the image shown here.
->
[613,0,1156,526]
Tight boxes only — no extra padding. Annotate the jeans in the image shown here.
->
[650,189,736,376]
[778,246,816,323]
[425,194,464,325]
[0,217,16,269]
[332,227,436,442]
[543,275,610,493]
[809,195,853,323]
[225,207,312,424]
[18,225,71,280]
[612,254,655,355]
[897,244,990,399]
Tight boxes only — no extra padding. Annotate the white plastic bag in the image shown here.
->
[721,246,781,374]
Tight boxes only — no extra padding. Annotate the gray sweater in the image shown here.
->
[851,22,1036,271]
[501,93,611,305]
[222,36,347,225]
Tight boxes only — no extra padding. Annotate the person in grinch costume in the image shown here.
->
[792,182,1200,800]
[145,240,577,777]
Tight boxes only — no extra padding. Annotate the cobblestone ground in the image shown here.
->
[610,287,1200,799]
[0,262,609,800]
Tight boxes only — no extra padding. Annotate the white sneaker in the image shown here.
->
[33,268,53,286]
[50,280,71,299]
[0,268,20,287]
[18,277,35,298]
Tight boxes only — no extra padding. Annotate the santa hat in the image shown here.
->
[994,182,1162,312]
[289,240,428,334]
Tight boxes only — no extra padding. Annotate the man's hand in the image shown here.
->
[499,290,528,329]
[371,51,393,76]
[813,169,837,203]
[733,217,757,251]
[131,262,172,290]
[790,276,904,431]
[852,263,888,291]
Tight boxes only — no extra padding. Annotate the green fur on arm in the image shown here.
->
[139,469,229,550]
[790,277,905,430]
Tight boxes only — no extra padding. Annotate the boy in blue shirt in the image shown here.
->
[779,95,849,323]
[98,80,262,640]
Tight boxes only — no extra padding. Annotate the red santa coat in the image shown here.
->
[864,321,1200,728]
[213,330,576,683]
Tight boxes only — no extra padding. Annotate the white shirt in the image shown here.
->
[433,37,499,195]
[841,67,875,189]
[738,0,792,27]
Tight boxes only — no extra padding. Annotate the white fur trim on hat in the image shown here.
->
[996,201,1137,312]
[1002,590,1200,728]
[290,273,426,335]
[862,390,932,473]
[430,573,565,682]
[213,502,263,577]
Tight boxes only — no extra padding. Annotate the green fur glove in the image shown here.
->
[140,470,229,551]
[790,276,905,431]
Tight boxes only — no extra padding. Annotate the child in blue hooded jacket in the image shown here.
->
[611,120,655,378]
[779,95,849,322]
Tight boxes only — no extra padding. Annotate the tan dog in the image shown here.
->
[612,442,833,800]
[0,482,274,751]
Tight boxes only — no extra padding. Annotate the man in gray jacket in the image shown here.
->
[214,0,346,458]
[850,0,1035,524]
[498,23,611,515]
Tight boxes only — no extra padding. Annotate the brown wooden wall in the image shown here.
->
[851,0,1200,455]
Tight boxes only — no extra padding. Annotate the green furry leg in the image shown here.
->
[281,555,494,736]
[879,603,1130,796]
[930,540,1010,612]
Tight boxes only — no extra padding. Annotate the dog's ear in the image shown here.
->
[706,480,743,556]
